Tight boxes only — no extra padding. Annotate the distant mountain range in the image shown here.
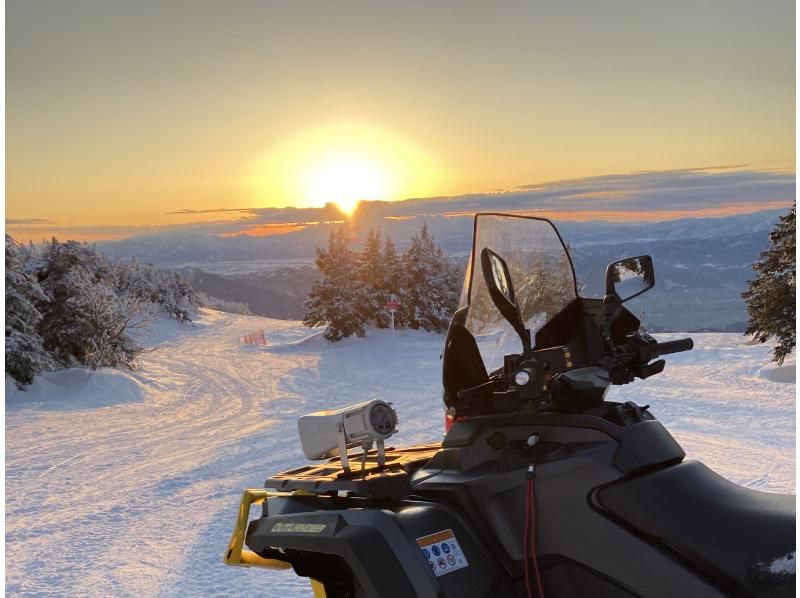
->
[180,266,319,320]
[99,208,788,331]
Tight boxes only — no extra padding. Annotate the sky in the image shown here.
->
[5,0,796,242]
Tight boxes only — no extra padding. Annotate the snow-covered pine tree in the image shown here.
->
[5,236,55,386]
[303,227,367,341]
[381,235,403,326]
[399,223,461,332]
[360,228,390,328]
[742,205,796,364]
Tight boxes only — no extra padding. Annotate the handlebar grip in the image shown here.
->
[656,338,694,356]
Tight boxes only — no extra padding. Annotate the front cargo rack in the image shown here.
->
[265,443,441,499]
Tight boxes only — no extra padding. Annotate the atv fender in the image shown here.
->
[246,494,498,598]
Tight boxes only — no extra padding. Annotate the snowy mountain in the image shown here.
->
[5,310,795,596]
[181,266,319,320]
[96,209,786,332]
[98,210,785,268]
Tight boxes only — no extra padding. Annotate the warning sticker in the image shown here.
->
[416,529,469,577]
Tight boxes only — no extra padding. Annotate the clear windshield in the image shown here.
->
[461,214,578,372]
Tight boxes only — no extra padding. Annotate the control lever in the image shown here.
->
[633,359,665,380]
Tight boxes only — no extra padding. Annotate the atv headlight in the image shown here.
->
[515,370,531,386]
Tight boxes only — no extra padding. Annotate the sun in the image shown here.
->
[246,121,443,214]
[306,155,387,215]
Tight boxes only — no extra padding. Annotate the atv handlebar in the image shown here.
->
[655,338,694,356]
[598,333,695,386]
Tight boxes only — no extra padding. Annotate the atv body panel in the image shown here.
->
[246,494,498,598]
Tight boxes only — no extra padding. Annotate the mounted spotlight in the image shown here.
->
[297,400,398,473]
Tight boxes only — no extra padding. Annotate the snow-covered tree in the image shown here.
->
[195,292,252,315]
[4,235,202,385]
[156,270,196,322]
[5,236,54,386]
[114,259,198,322]
[378,235,404,327]
[742,206,796,364]
[66,269,157,370]
[35,240,114,364]
[399,224,461,333]
[115,258,158,304]
[382,235,401,294]
[359,228,390,328]
[304,227,367,341]
[303,224,460,341]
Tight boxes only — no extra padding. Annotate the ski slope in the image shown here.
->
[5,310,796,596]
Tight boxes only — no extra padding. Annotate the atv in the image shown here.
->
[224,213,795,597]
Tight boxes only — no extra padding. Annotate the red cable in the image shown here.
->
[529,479,546,598]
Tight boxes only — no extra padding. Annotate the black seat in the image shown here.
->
[596,460,795,597]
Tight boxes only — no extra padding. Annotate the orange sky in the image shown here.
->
[5,1,795,242]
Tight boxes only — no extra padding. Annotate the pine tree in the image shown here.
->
[742,206,796,364]
[400,224,461,332]
[5,236,54,385]
[304,227,367,341]
[359,228,389,327]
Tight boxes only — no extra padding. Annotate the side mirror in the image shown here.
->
[480,248,530,351]
[605,255,655,303]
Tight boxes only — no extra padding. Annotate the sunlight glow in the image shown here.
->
[246,121,443,213]
[306,156,387,215]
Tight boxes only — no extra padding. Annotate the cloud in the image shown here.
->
[369,167,793,218]
[164,208,258,215]
[6,218,55,225]
[6,167,794,243]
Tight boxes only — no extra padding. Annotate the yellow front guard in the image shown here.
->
[223,489,326,597]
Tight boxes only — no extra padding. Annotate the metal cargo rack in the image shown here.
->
[265,442,442,499]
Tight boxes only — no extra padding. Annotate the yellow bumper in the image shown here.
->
[223,489,290,569]
[223,489,326,597]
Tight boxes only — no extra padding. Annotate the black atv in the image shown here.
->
[224,213,795,598]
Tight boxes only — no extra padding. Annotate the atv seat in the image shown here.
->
[596,460,795,597]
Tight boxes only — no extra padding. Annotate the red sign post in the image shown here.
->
[385,295,400,335]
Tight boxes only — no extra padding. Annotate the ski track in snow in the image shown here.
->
[5,310,796,596]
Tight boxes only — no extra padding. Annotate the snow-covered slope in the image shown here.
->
[5,310,796,596]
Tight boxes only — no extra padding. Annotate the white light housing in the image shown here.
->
[297,399,398,462]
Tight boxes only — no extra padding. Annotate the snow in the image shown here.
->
[765,552,796,576]
[5,310,796,596]
[755,357,796,384]
[5,368,145,410]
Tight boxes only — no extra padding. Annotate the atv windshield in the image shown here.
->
[461,214,578,372]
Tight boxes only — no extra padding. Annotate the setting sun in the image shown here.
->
[246,121,443,213]
[305,155,388,215]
